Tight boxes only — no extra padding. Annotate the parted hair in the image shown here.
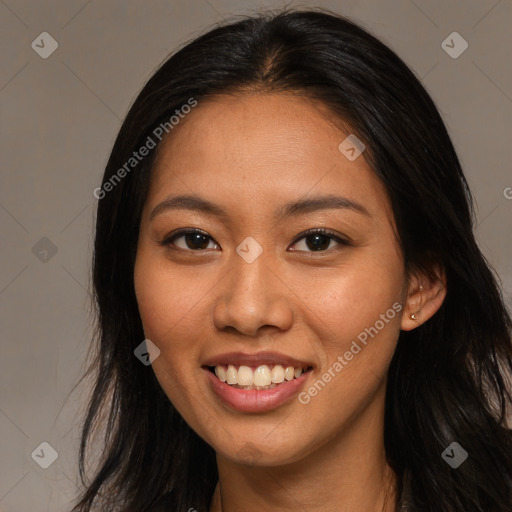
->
[72,8,512,512]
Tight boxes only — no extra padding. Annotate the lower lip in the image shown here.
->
[203,367,311,413]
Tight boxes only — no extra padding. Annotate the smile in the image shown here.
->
[210,364,310,390]
[203,366,313,413]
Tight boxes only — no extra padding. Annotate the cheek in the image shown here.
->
[294,251,404,423]
[133,256,204,401]
[303,256,404,349]
[134,250,209,421]
[134,250,204,345]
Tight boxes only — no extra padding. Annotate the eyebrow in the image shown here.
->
[149,193,371,222]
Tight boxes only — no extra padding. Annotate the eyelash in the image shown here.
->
[159,227,351,253]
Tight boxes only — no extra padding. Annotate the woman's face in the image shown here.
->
[134,93,410,466]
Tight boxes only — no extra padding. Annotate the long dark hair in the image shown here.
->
[72,8,512,512]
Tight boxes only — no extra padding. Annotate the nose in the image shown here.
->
[212,249,294,338]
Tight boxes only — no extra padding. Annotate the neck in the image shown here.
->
[209,384,397,512]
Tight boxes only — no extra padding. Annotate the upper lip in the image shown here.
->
[203,351,313,368]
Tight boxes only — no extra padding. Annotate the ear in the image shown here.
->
[401,264,447,331]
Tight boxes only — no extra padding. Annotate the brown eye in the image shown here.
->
[161,229,218,251]
[289,228,350,252]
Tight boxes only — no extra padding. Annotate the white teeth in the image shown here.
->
[284,366,295,381]
[213,363,307,388]
[215,366,226,382]
[237,366,253,386]
[226,364,238,385]
[253,365,272,386]
[271,365,285,383]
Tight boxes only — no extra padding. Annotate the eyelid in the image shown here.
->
[159,228,217,249]
[289,227,351,248]
[159,227,351,252]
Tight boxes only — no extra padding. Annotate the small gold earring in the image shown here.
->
[411,313,418,320]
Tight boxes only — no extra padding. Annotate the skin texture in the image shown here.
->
[133,93,446,512]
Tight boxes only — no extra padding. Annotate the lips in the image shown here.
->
[203,351,312,369]
[204,367,311,412]
[202,351,314,413]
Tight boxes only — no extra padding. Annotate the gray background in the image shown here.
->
[1,0,511,510]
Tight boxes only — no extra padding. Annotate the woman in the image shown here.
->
[73,9,512,512]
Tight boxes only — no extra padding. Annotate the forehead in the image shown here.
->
[147,93,390,219]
